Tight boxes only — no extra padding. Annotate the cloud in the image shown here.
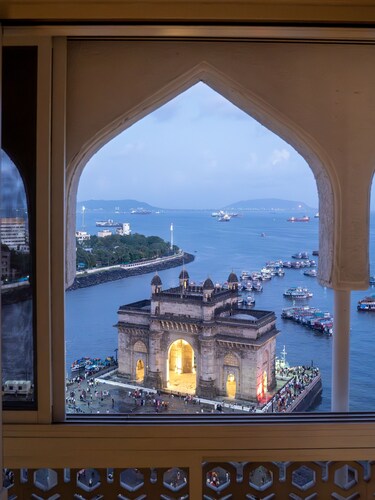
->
[271,148,290,165]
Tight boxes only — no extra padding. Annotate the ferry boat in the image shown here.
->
[357,296,375,311]
[287,216,310,222]
[283,287,313,299]
[95,219,122,227]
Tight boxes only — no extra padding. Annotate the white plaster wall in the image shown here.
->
[66,40,375,290]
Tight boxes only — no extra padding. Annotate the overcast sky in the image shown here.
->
[78,82,372,210]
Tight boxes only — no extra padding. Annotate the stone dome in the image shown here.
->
[151,274,162,286]
[179,269,189,279]
[203,277,215,290]
[228,272,239,283]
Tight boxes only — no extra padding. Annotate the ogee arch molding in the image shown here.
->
[66,40,375,290]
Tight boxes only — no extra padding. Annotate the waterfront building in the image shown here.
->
[116,222,131,236]
[117,270,278,400]
[1,247,11,280]
[97,229,112,238]
[0,217,26,250]
[75,230,90,244]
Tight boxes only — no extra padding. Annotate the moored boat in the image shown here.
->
[281,306,333,336]
[304,269,317,277]
[357,296,375,311]
[292,252,309,259]
[252,281,263,292]
[245,295,256,306]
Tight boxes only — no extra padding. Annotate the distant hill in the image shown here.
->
[224,198,315,211]
[77,198,315,212]
[77,199,158,212]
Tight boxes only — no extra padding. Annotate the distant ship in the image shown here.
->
[218,213,231,222]
[287,216,310,222]
[95,219,122,227]
[212,210,238,218]
[314,212,319,218]
[130,208,152,215]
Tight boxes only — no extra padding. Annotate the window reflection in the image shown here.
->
[1,150,34,405]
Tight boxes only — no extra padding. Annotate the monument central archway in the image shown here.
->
[167,339,196,395]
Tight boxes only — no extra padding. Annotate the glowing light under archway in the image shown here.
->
[167,339,196,394]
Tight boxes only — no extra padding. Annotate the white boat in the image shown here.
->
[252,281,263,292]
[246,295,255,306]
[304,269,317,277]
[283,286,313,299]
[218,213,231,222]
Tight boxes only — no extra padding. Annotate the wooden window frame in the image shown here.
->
[2,27,375,498]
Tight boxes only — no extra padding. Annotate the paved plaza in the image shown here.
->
[66,370,259,415]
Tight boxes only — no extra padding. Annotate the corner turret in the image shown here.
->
[203,277,215,302]
[227,271,239,291]
[151,273,162,294]
[179,269,189,289]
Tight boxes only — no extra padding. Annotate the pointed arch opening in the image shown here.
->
[65,54,340,414]
[167,339,196,395]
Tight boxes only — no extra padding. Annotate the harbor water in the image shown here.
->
[65,209,375,412]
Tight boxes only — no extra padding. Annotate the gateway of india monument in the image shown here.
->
[116,270,278,402]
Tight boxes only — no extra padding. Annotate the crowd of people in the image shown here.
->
[268,366,320,413]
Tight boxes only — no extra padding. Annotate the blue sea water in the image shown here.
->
[66,209,375,412]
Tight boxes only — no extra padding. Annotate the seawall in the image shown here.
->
[67,252,195,291]
[288,374,323,413]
